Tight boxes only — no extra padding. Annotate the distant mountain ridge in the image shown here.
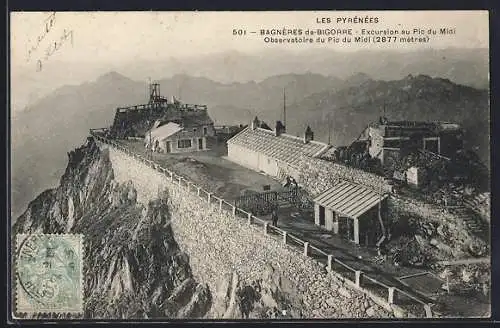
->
[119,48,489,89]
[283,74,489,165]
[11,47,488,114]
[11,70,489,219]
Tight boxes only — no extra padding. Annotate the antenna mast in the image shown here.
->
[283,87,286,128]
[328,112,332,144]
[148,77,152,103]
[178,76,184,102]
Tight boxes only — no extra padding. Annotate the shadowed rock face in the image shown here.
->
[12,138,308,320]
[209,265,304,319]
[12,138,212,319]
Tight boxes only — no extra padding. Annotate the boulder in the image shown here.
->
[365,306,376,317]
[326,297,336,307]
[337,287,352,299]
[415,235,428,246]
[436,224,447,238]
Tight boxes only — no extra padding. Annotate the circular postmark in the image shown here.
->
[16,234,81,311]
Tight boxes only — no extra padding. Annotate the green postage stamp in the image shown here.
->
[15,234,83,314]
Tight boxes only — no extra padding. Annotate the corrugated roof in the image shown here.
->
[149,122,183,141]
[314,181,387,218]
[228,127,330,168]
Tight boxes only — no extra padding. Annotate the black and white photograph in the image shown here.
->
[9,11,490,320]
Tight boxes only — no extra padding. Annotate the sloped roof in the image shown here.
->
[314,180,387,219]
[228,127,330,167]
[149,122,183,141]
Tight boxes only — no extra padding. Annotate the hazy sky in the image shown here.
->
[11,11,489,69]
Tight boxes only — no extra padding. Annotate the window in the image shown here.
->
[383,139,402,148]
[193,128,197,133]
[178,139,192,149]
[203,127,208,135]
[423,138,439,153]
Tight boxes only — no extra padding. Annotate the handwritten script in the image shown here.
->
[36,29,74,72]
[26,12,56,63]
[25,12,74,72]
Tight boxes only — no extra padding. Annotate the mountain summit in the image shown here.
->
[283,75,489,166]
[11,72,489,219]
[96,71,134,84]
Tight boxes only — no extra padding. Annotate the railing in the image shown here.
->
[417,149,451,162]
[116,103,152,113]
[89,128,109,134]
[114,102,208,113]
[235,190,282,216]
[179,104,208,110]
[89,130,434,318]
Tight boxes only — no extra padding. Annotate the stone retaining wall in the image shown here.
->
[104,144,391,318]
[280,155,391,197]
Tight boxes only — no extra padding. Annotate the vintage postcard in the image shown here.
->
[10,11,490,320]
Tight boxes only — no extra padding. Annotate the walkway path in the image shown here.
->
[261,204,434,294]
[258,203,489,317]
[101,135,489,317]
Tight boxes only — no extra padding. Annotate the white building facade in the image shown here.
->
[227,118,329,179]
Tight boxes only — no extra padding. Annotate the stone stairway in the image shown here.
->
[463,192,489,211]
[276,196,291,209]
[461,193,490,229]
[450,206,488,235]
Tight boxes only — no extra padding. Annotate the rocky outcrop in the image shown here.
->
[13,138,211,319]
[387,196,489,263]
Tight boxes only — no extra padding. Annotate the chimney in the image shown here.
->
[275,121,285,137]
[304,126,314,143]
[251,116,260,130]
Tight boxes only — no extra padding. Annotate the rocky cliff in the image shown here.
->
[13,138,212,319]
[13,138,391,319]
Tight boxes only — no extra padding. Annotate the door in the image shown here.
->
[166,141,171,153]
[423,138,439,153]
[346,218,354,242]
[319,206,325,226]
[198,138,203,150]
[339,217,355,242]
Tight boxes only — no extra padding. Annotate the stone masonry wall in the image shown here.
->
[103,144,392,318]
[280,155,391,197]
